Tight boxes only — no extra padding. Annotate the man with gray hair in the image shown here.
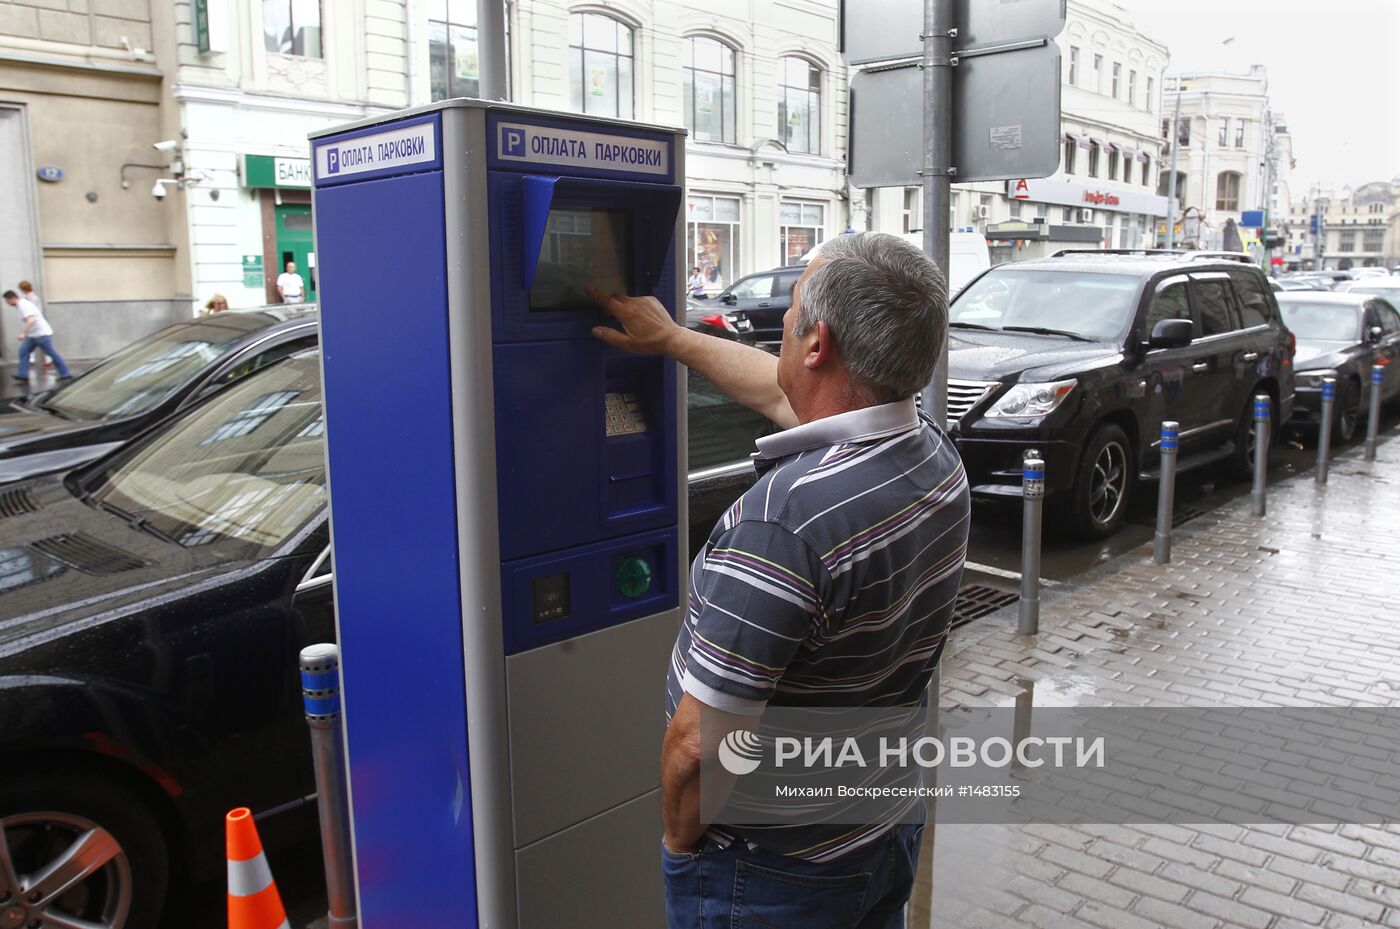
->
[590,232,969,928]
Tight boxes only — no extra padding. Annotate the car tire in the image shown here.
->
[1227,393,1275,480]
[0,768,170,929]
[1333,378,1361,444]
[1064,423,1134,540]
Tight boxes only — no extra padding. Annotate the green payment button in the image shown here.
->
[615,556,653,598]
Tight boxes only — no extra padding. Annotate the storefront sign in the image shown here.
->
[242,255,264,288]
[1007,178,1168,216]
[243,154,312,189]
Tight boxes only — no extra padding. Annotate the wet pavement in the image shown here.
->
[910,416,1400,928]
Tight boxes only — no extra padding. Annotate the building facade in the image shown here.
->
[1291,180,1400,271]
[863,0,1171,265]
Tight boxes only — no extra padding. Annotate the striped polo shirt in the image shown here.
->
[666,397,970,860]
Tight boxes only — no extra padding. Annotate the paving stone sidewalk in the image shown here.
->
[916,431,1400,929]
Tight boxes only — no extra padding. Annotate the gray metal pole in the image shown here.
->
[1019,457,1044,635]
[1153,421,1179,565]
[1365,363,1383,461]
[1251,393,1270,517]
[476,0,508,100]
[301,644,359,929]
[1165,83,1182,250]
[1316,376,1336,486]
[918,0,953,425]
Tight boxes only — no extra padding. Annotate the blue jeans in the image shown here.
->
[18,336,70,379]
[663,824,923,929]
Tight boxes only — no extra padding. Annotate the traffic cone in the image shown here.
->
[227,807,291,929]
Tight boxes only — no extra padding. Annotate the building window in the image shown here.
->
[263,0,322,57]
[1068,46,1079,85]
[778,58,821,155]
[1128,69,1136,105]
[1093,54,1103,92]
[1215,171,1241,212]
[683,36,737,144]
[1063,137,1076,175]
[1088,141,1100,177]
[1234,120,1246,147]
[779,200,824,265]
[1063,206,1074,223]
[1177,119,1190,146]
[1146,76,1154,110]
[1122,156,1132,184]
[1108,147,1119,182]
[687,194,741,289]
[568,12,634,119]
[1339,231,1356,252]
[1036,203,1047,218]
[1218,120,1228,147]
[1142,156,1152,187]
[1363,229,1384,252]
[1111,62,1121,98]
[1010,200,1023,219]
[429,1,486,101]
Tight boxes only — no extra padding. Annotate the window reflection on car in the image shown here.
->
[1278,303,1361,342]
[951,270,1141,342]
[43,322,254,420]
[81,355,326,559]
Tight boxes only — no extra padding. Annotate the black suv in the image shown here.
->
[946,251,1296,538]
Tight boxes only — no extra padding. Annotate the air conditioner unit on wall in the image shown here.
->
[977,205,991,219]
[1081,208,1095,223]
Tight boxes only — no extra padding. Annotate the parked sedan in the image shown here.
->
[684,301,757,344]
[0,351,331,928]
[1277,293,1400,441]
[708,266,804,345]
[0,308,317,485]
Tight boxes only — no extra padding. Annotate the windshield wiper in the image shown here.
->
[948,321,998,331]
[98,499,182,547]
[1000,326,1094,342]
[34,400,75,420]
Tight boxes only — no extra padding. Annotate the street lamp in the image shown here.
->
[1164,38,1235,251]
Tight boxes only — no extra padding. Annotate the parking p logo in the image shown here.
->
[502,127,526,157]
[327,148,340,175]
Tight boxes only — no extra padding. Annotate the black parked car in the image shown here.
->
[1277,293,1400,441]
[0,308,317,485]
[0,352,331,928]
[709,266,803,345]
[946,253,1296,538]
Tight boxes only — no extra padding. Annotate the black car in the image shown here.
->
[0,308,318,485]
[946,253,1296,538]
[684,301,757,344]
[710,265,804,345]
[0,352,331,928]
[1277,292,1400,441]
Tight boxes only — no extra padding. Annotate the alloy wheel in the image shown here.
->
[1089,441,1128,527]
[0,812,131,929]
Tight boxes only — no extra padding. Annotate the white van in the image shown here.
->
[801,231,992,297]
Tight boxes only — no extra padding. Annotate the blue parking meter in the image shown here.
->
[310,101,686,929]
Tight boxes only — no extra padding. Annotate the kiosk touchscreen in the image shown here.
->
[310,101,686,929]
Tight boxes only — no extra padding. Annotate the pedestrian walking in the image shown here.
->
[16,280,49,369]
[276,260,306,304]
[688,266,708,298]
[203,293,231,315]
[4,290,72,382]
[588,231,969,929]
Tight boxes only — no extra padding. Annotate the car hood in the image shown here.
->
[948,330,1125,382]
[1292,340,1355,371]
[0,477,263,655]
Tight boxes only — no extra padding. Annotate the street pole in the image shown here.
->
[1165,81,1182,250]
[476,0,508,100]
[918,0,953,426]
[1314,192,1324,270]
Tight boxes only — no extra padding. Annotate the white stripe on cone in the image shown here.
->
[227,850,276,897]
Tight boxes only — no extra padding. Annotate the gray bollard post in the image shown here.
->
[1153,421,1179,565]
[301,644,359,929]
[1019,457,1044,635]
[1316,376,1336,486]
[1251,394,1270,518]
[1365,364,1384,462]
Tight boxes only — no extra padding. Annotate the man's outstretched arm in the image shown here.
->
[587,286,797,429]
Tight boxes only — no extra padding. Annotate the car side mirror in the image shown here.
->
[1148,318,1195,349]
[721,293,737,305]
[1367,326,1383,344]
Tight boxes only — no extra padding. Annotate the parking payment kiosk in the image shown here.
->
[310,101,686,928]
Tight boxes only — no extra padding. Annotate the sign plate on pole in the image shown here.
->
[849,43,1062,187]
[841,0,1066,66]
[955,0,1068,49]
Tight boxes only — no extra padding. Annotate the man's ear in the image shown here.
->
[804,319,837,370]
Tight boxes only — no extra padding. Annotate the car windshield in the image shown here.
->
[1278,303,1360,342]
[950,269,1139,340]
[44,319,264,420]
[85,354,325,559]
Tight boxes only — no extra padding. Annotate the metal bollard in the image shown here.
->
[1153,421,1179,565]
[1365,364,1383,462]
[301,644,359,929]
[1019,457,1044,635]
[1316,376,1336,486]
[1251,394,1271,518]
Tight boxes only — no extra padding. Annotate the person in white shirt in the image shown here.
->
[3,289,71,382]
[277,261,306,304]
[688,266,708,298]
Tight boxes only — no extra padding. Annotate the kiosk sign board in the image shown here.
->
[311,102,685,929]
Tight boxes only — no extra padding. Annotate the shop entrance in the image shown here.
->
[275,205,316,302]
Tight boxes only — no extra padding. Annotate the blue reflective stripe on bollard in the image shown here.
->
[301,669,340,692]
[1375,366,1386,384]
[1322,381,1336,399]
[1254,400,1270,418]
[1023,466,1044,481]
[303,693,342,716]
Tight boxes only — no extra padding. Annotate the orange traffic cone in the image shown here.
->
[227,807,291,929]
